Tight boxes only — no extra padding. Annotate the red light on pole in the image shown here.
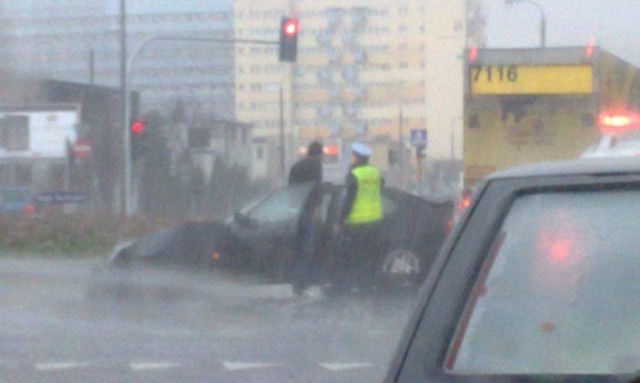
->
[131,120,146,136]
[586,37,596,57]
[468,47,478,62]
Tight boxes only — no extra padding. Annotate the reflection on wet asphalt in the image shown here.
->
[0,256,416,383]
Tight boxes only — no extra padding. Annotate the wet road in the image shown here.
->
[0,256,416,382]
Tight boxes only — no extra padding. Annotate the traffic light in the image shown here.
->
[279,17,299,62]
[131,120,146,137]
[130,119,147,160]
[468,47,478,62]
[586,37,596,57]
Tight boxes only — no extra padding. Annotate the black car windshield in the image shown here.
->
[446,189,640,375]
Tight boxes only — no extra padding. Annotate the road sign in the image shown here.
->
[71,138,92,159]
[411,129,428,148]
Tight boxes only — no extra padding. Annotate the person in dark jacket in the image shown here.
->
[330,142,384,295]
[289,141,324,297]
[289,141,323,185]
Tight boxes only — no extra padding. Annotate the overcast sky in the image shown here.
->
[483,0,640,64]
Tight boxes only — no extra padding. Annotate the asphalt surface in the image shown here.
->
[0,256,417,383]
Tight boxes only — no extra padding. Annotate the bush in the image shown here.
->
[0,213,184,257]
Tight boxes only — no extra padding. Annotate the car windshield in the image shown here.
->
[446,189,640,375]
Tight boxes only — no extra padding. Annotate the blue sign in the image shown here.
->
[410,129,428,148]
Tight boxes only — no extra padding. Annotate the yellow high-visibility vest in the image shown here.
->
[347,165,383,224]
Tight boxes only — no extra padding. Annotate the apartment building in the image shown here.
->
[234,0,485,181]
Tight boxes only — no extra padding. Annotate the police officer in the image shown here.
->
[331,142,384,294]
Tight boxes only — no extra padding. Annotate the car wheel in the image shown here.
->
[380,248,421,287]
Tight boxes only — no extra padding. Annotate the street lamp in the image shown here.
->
[505,0,547,48]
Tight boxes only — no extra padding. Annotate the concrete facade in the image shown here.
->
[234,0,485,181]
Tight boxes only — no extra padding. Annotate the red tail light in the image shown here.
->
[458,195,472,211]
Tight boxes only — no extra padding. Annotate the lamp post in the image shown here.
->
[505,0,546,48]
[119,0,128,214]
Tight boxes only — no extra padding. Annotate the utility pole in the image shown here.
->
[279,84,286,186]
[398,103,406,189]
[119,0,130,215]
[89,49,95,85]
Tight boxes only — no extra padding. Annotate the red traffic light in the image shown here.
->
[586,37,596,57]
[131,120,146,136]
[279,17,299,62]
[284,19,299,37]
[468,47,478,62]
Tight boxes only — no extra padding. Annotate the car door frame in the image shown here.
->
[385,173,640,383]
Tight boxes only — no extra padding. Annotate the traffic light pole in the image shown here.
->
[119,0,128,214]
[122,35,277,215]
[279,84,286,186]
